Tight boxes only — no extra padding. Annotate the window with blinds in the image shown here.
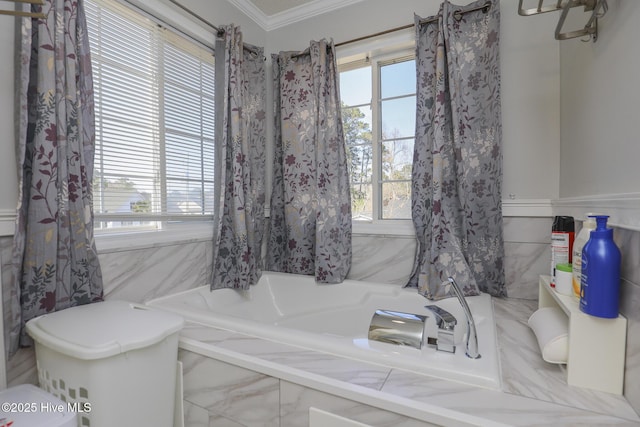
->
[85,0,215,232]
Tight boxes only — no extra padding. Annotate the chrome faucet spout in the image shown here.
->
[447,277,481,359]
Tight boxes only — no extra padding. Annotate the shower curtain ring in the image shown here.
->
[453,1,491,21]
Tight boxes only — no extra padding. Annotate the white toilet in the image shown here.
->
[0,383,77,426]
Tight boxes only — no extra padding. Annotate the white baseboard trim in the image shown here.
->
[552,193,640,231]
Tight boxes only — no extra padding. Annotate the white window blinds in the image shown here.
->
[85,0,215,230]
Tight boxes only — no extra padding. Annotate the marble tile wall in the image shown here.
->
[1,216,637,417]
[349,216,553,298]
[0,216,556,387]
[348,235,416,285]
[99,240,212,303]
[0,237,36,387]
[503,217,552,300]
[1,236,212,386]
[615,227,640,417]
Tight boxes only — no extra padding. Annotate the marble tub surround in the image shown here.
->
[0,213,553,381]
[2,215,637,421]
[99,240,212,303]
[349,235,416,286]
[349,216,552,294]
[177,313,640,427]
[0,235,213,386]
[180,349,280,427]
[279,381,440,427]
[503,243,549,300]
[178,323,486,427]
[503,217,552,300]
[502,217,553,245]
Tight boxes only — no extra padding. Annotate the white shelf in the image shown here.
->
[538,275,627,395]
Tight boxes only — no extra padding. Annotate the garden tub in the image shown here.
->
[147,271,501,390]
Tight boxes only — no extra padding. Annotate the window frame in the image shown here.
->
[86,0,217,244]
[338,44,417,236]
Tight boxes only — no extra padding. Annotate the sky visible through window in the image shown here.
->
[339,60,416,140]
[340,58,416,220]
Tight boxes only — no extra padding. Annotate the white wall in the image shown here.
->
[0,20,17,213]
[559,0,640,198]
[0,1,561,219]
[500,3,560,200]
[266,0,561,201]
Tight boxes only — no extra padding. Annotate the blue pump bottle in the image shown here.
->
[579,215,621,318]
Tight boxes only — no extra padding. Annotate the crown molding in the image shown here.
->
[225,0,270,30]
[227,0,366,31]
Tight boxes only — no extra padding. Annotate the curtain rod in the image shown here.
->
[335,0,492,48]
[167,0,264,57]
[0,0,45,19]
[168,0,224,37]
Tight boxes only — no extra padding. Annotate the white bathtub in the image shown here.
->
[148,271,501,390]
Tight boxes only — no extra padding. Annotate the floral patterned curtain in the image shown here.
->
[267,40,352,284]
[211,25,266,290]
[9,0,103,354]
[408,0,506,299]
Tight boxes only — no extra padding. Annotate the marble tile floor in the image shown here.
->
[494,297,638,421]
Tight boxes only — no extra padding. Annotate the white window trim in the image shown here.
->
[337,31,417,237]
[95,221,214,253]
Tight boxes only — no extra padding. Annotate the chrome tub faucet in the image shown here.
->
[446,276,481,359]
[424,304,457,353]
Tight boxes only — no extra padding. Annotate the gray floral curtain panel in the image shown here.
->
[211,25,266,290]
[9,0,103,354]
[267,40,352,284]
[408,0,506,299]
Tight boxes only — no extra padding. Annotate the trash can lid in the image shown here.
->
[26,301,184,360]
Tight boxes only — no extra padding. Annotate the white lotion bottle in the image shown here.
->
[572,214,597,298]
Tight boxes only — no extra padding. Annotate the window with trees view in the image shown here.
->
[86,0,215,231]
[340,54,416,221]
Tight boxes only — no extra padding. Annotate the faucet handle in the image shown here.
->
[424,305,457,353]
[424,305,457,330]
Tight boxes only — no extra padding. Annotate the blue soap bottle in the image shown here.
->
[579,215,621,318]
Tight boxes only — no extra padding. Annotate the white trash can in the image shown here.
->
[0,384,77,426]
[26,301,184,427]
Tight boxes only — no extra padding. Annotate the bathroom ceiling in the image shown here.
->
[227,0,365,30]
